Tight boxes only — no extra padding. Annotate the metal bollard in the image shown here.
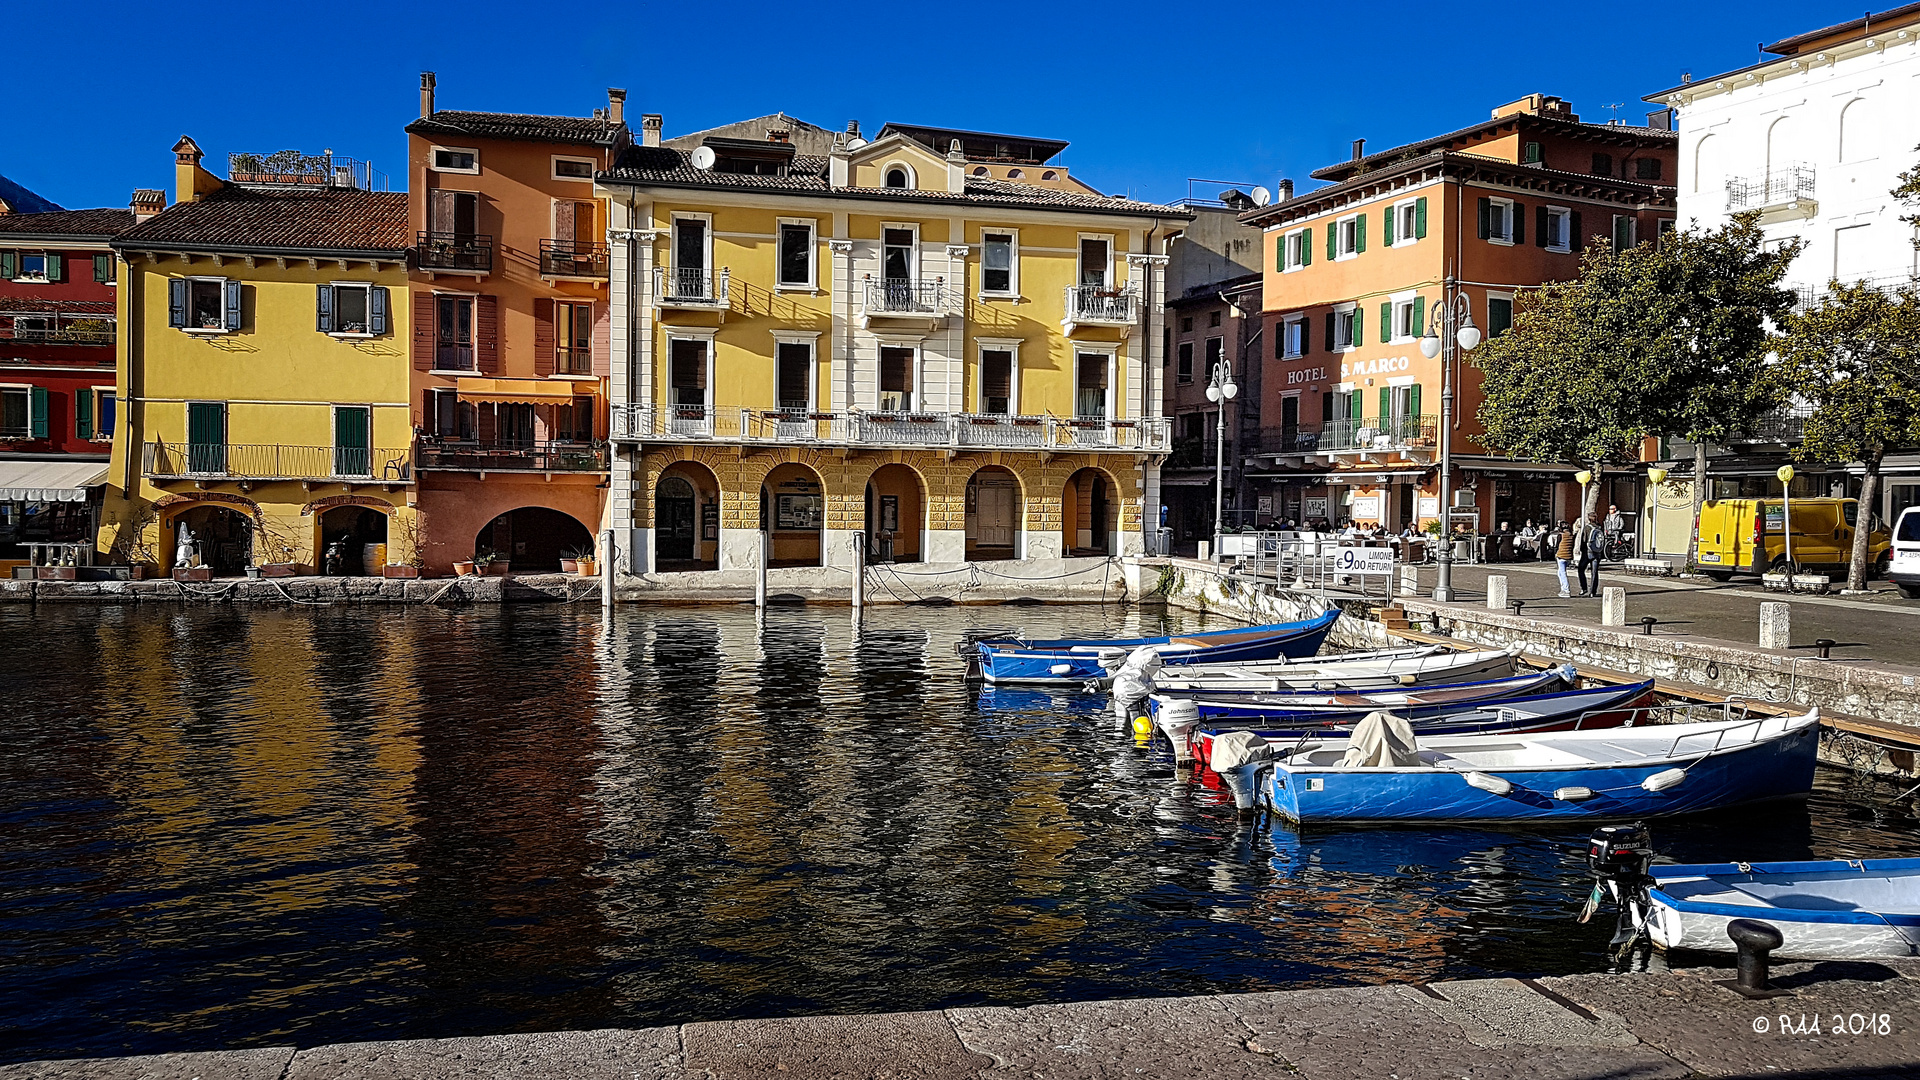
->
[1640,615,1658,636]
[1722,918,1790,999]
[1815,637,1836,660]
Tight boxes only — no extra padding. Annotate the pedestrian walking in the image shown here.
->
[1576,513,1606,596]
[1553,520,1576,597]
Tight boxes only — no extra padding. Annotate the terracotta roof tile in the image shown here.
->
[406,110,624,146]
[114,186,409,255]
[0,208,136,240]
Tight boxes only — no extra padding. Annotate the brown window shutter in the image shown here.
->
[476,295,500,374]
[534,298,556,376]
[420,388,435,433]
[429,189,457,234]
[553,202,573,245]
[412,291,436,371]
[477,403,497,442]
[591,303,610,377]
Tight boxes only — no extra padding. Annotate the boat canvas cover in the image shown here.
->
[0,459,107,502]
[1341,711,1421,768]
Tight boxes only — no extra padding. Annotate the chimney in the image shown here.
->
[641,114,662,147]
[171,136,220,205]
[1278,178,1295,202]
[1351,139,1366,161]
[131,189,165,222]
[768,129,790,144]
[608,88,626,125]
[420,71,436,118]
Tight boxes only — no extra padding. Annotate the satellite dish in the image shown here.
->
[690,146,716,170]
[846,137,868,150]
[1250,186,1272,207]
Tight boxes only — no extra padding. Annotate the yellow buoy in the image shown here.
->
[1131,715,1154,741]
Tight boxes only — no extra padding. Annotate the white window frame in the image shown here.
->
[979,227,1019,298]
[1389,290,1419,343]
[1543,206,1572,253]
[1077,233,1115,289]
[1283,228,1307,271]
[429,145,480,175]
[880,221,920,282]
[183,275,234,335]
[975,337,1023,415]
[327,280,377,338]
[672,212,715,275]
[90,386,116,441]
[1484,290,1515,338]
[1335,215,1360,259]
[665,327,718,415]
[771,330,821,412]
[1073,345,1119,420]
[875,338,923,413]
[12,252,49,282]
[1332,302,1358,351]
[881,161,917,189]
[1283,314,1305,358]
[0,384,30,439]
[1486,197,1516,245]
[775,217,818,291]
[550,155,596,183]
[1392,199,1419,248]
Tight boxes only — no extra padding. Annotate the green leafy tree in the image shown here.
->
[1473,215,1798,547]
[1779,280,1920,590]
[1895,145,1920,242]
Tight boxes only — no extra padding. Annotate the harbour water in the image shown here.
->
[2,604,1915,1065]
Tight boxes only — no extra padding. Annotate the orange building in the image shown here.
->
[1240,94,1677,536]
[403,74,629,574]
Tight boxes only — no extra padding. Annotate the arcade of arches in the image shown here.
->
[631,447,1145,571]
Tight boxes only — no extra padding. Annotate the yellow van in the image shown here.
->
[1694,498,1890,580]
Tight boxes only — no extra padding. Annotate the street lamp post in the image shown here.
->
[1206,357,1239,562]
[1418,282,1482,602]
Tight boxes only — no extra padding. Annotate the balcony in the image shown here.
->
[1062,283,1138,336]
[414,439,609,473]
[417,231,493,274]
[1792,271,1919,311]
[858,278,951,327]
[1258,428,1323,456]
[1317,414,1439,457]
[610,405,1170,453]
[1725,166,1816,220]
[143,441,412,484]
[0,323,114,346]
[540,239,609,279]
[1165,437,1230,470]
[653,267,730,309]
[553,346,594,376]
[1732,407,1814,444]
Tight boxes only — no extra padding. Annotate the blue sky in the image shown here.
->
[4,1,1870,212]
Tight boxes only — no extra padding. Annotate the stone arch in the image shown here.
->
[761,460,826,567]
[1838,97,1874,163]
[862,461,927,563]
[655,458,721,570]
[1692,134,1717,195]
[316,503,390,575]
[964,464,1023,561]
[474,506,594,574]
[1765,114,1797,175]
[1063,465,1122,556]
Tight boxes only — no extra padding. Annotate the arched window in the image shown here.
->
[1839,98,1874,162]
[884,165,911,188]
[1041,170,1058,181]
[1766,115,1796,174]
[1007,168,1024,179]
[1692,134,1717,194]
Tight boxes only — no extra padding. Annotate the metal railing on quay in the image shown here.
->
[414,439,608,472]
[539,239,610,277]
[1065,283,1138,322]
[416,232,493,272]
[143,441,412,483]
[653,267,730,306]
[1220,530,1401,599]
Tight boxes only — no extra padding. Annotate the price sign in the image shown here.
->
[1334,546,1395,575]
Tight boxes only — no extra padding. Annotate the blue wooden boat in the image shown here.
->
[976,610,1337,685]
[1646,857,1920,959]
[1258,709,1819,823]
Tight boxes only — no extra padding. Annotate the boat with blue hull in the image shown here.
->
[1257,710,1820,824]
[976,611,1337,685]
[1645,858,1920,959]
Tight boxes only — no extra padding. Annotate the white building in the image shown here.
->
[1648,3,1920,525]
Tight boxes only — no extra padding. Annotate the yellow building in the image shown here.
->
[598,117,1188,573]
[100,138,416,576]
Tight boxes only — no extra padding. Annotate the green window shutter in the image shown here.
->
[1571,211,1583,251]
[1411,296,1425,337]
[0,251,14,279]
[1414,197,1428,239]
[1378,386,1390,421]
[1355,214,1367,253]
[1477,197,1490,240]
[1325,312,1335,349]
[29,387,49,438]
[1326,224,1336,261]
[1536,206,1550,248]
[1353,308,1364,346]
[1409,383,1422,418]
[46,254,64,283]
[76,388,93,440]
[95,254,113,282]
[1380,302,1392,342]
[1383,206,1395,246]
[1276,236,1285,272]
[1349,392,1362,421]
[1512,202,1525,245]
[1301,227,1312,266]
[1301,315,1311,353]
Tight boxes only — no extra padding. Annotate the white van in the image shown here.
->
[1892,507,1920,599]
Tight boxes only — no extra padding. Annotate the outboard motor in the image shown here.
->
[1209,730,1274,816]
[1154,696,1201,765]
[1108,646,1164,729]
[954,628,1018,682]
[1580,822,1656,948]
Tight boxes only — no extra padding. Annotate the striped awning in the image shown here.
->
[457,378,579,405]
[0,459,107,502]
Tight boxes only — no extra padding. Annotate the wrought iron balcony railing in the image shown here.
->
[143,441,412,483]
[540,239,609,278]
[1064,283,1138,325]
[417,231,493,272]
[0,325,115,346]
[1726,166,1816,213]
[610,405,1171,452]
[1732,407,1814,443]
[861,278,950,316]
[653,267,730,307]
[555,346,594,376]
[1316,414,1439,453]
[414,439,609,472]
[1258,428,1322,455]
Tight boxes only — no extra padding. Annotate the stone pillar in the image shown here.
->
[1601,586,1626,627]
[1486,575,1507,611]
[1399,563,1419,597]
[1760,601,1791,650]
[718,528,759,570]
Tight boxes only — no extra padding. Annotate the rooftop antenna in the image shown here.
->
[1605,102,1625,124]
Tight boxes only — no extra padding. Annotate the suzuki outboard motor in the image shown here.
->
[1580,822,1656,949]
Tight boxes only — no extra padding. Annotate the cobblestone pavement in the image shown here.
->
[6,961,1916,1079]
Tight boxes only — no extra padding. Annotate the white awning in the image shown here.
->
[0,459,108,502]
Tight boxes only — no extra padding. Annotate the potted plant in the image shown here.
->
[386,509,430,578]
[453,558,478,577]
[474,551,510,576]
[245,564,262,579]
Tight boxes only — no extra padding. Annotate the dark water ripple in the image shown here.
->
[0,604,1915,1063]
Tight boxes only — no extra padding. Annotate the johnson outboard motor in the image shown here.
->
[1580,822,1656,948]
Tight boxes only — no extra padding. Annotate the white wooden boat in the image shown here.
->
[1146,646,1521,694]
